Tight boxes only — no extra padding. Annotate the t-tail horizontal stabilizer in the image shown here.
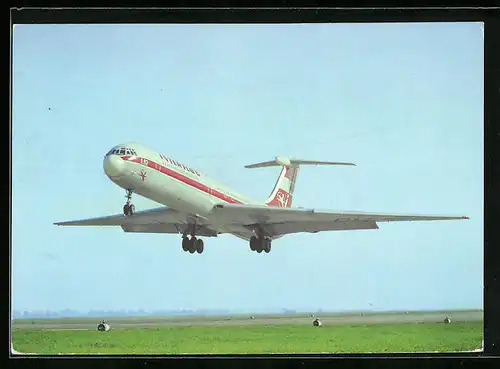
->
[244,156,355,209]
[244,156,356,168]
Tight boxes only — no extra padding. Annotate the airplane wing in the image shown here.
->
[54,204,468,239]
[211,203,469,237]
[54,207,219,237]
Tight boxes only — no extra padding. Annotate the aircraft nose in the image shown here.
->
[103,155,124,177]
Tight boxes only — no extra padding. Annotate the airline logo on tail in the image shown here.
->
[276,189,291,207]
[267,188,291,208]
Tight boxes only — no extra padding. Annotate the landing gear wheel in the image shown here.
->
[195,239,204,254]
[264,239,271,253]
[123,189,135,216]
[188,237,197,253]
[182,237,189,251]
[123,204,135,216]
[249,236,258,251]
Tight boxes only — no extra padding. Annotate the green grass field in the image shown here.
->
[12,322,483,354]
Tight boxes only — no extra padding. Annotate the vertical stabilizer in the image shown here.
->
[265,165,299,208]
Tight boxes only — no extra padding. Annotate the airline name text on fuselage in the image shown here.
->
[158,153,200,177]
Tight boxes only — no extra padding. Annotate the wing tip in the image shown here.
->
[462,216,470,220]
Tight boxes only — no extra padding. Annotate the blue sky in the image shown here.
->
[12,22,483,313]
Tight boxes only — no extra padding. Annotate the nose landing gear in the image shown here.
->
[123,189,135,216]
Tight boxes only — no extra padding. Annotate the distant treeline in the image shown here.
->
[11,309,235,319]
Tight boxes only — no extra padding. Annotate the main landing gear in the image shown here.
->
[123,189,135,216]
[181,224,204,254]
[182,236,204,254]
[249,235,272,254]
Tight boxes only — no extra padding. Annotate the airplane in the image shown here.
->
[54,142,469,254]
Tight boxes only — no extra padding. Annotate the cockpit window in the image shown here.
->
[107,147,137,156]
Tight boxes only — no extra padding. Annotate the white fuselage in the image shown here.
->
[103,142,263,221]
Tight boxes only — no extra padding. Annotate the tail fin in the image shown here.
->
[245,156,355,208]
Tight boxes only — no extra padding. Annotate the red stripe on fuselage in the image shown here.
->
[121,156,244,205]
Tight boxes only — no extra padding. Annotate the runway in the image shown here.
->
[11,309,483,331]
